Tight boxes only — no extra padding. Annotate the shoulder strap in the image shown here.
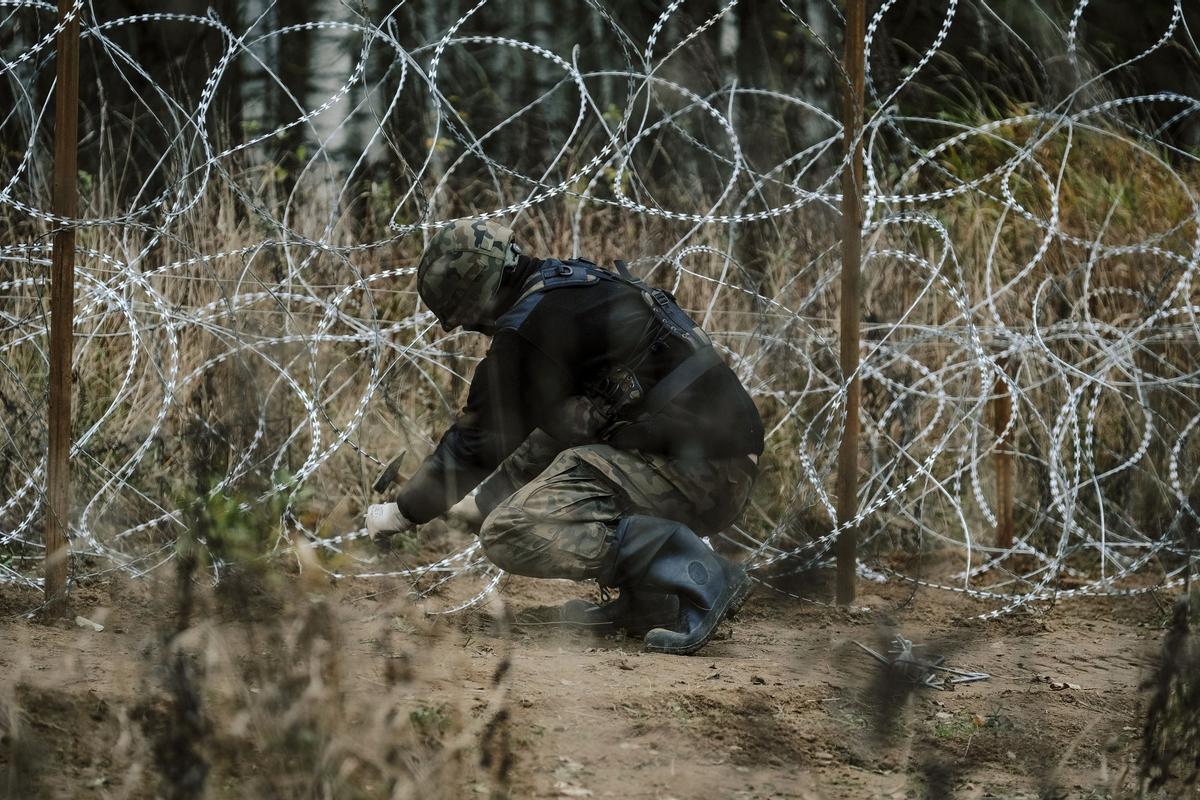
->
[641,286,712,351]
[493,289,545,332]
[516,258,615,303]
[501,259,619,330]
[639,346,723,417]
[613,260,637,282]
[515,257,711,352]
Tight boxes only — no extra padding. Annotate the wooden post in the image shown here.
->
[835,0,866,606]
[45,0,81,616]
[993,358,1014,551]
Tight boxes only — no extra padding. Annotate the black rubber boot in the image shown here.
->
[607,515,752,656]
[559,589,678,638]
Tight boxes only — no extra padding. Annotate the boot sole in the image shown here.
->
[643,566,753,656]
[560,616,677,638]
[559,602,676,638]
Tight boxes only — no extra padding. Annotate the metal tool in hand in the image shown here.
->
[372,450,407,494]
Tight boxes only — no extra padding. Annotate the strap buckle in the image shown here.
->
[649,288,672,307]
[541,263,574,280]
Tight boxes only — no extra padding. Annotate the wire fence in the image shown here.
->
[1,1,1198,617]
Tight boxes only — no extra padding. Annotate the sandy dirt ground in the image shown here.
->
[0,561,1172,799]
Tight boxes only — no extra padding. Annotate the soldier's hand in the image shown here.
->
[366,503,416,548]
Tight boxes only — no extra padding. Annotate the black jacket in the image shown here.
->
[396,260,764,523]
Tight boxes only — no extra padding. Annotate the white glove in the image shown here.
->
[366,503,416,546]
[447,493,484,531]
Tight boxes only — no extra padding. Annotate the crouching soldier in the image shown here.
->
[367,220,763,655]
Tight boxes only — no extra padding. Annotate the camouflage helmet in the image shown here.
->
[417,219,517,330]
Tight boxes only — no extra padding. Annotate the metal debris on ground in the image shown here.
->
[853,635,990,690]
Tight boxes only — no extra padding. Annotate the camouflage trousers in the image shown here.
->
[476,399,757,583]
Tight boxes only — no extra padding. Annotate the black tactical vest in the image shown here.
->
[494,258,727,445]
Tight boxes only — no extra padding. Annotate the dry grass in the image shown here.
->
[3,123,1200,574]
[0,511,514,799]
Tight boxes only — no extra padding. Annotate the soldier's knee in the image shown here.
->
[478,500,612,580]
[478,503,532,572]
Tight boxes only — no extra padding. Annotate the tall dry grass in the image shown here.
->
[0,486,513,799]
[1,117,1199,591]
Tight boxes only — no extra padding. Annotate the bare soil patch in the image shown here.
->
[0,568,1172,799]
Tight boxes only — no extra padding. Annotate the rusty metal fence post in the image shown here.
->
[993,358,1014,551]
[835,0,866,605]
[45,0,82,615]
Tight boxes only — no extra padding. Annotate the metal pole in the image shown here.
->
[835,0,866,606]
[993,359,1014,551]
[45,0,81,616]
